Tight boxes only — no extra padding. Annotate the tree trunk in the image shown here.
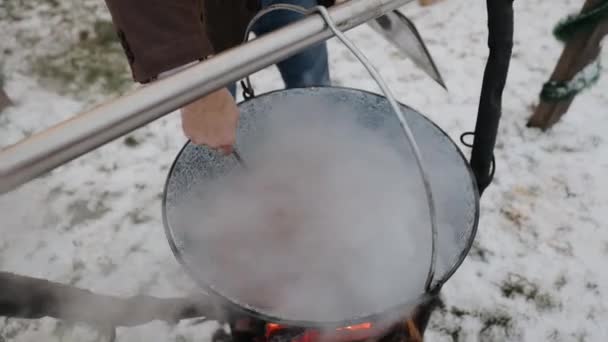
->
[528,0,608,130]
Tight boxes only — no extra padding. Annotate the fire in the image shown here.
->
[335,323,373,331]
[265,319,422,342]
[266,322,373,335]
[265,322,374,341]
[265,323,283,338]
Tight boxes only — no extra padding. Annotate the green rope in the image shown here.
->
[542,1,607,101]
[553,0,608,42]
[541,59,602,101]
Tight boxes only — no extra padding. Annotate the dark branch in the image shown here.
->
[0,272,221,327]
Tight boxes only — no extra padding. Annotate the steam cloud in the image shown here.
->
[174,97,432,323]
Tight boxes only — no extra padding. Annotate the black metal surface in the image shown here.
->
[162,87,478,327]
[369,11,447,89]
[470,0,514,194]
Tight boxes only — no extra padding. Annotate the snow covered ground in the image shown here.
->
[1,0,607,341]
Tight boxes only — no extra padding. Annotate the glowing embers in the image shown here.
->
[266,322,377,342]
[264,319,422,342]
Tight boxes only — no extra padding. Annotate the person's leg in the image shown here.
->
[254,0,330,88]
[227,83,237,98]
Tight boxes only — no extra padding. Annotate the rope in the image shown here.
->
[542,0,607,101]
[553,0,608,42]
[541,59,602,101]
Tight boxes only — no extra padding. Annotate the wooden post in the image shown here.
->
[528,0,608,130]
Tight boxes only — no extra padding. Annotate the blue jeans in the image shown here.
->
[230,0,331,97]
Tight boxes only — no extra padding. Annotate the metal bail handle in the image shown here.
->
[239,4,439,291]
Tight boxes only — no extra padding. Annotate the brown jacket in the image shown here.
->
[104,0,335,83]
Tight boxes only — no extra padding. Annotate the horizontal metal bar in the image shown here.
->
[0,0,414,194]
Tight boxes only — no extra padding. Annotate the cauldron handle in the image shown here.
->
[239,4,439,291]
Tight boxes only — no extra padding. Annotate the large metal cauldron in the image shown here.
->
[162,87,479,328]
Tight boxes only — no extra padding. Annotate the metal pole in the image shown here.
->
[0,0,414,194]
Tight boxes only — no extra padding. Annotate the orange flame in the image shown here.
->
[335,322,373,331]
[265,323,284,338]
[265,322,375,341]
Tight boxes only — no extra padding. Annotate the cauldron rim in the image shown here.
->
[161,86,480,327]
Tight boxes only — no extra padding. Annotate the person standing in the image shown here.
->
[104,0,336,153]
